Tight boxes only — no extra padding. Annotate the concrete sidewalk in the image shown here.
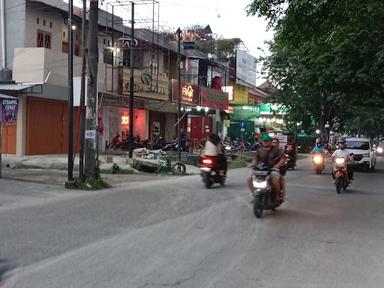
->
[0,154,200,187]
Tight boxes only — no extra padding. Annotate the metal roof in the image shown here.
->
[0,83,36,91]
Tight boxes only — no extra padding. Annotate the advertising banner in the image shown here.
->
[1,99,18,126]
[236,49,257,87]
[200,87,228,110]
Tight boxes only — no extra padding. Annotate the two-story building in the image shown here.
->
[0,0,229,156]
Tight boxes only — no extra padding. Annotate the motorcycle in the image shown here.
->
[199,155,226,188]
[285,153,295,170]
[252,163,282,218]
[334,157,349,193]
[312,153,325,174]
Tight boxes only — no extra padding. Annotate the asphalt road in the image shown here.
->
[1,156,384,288]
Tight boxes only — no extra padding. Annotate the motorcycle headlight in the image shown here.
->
[313,155,323,164]
[377,147,383,153]
[335,158,345,164]
[253,179,267,189]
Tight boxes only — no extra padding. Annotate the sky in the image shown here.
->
[72,0,274,84]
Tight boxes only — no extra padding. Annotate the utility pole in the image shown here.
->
[85,0,99,178]
[128,1,135,159]
[79,0,87,181]
[67,0,74,182]
[176,27,182,163]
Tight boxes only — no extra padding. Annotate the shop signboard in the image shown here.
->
[100,93,145,109]
[200,87,228,110]
[1,99,18,126]
[171,79,200,105]
[122,68,169,101]
[236,49,257,87]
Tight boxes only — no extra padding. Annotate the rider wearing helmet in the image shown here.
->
[247,134,286,199]
[331,139,354,181]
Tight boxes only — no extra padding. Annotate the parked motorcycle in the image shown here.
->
[334,157,349,193]
[199,155,226,188]
[251,163,282,218]
[312,153,325,174]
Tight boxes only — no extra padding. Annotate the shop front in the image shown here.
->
[121,68,172,144]
[99,93,148,151]
[171,79,200,147]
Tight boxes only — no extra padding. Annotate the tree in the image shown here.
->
[196,38,242,61]
[248,0,384,137]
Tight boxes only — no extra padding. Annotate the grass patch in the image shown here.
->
[297,153,309,160]
[69,176,111,190]
[228,159,248,169]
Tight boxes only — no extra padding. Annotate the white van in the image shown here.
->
[345,137,376,170]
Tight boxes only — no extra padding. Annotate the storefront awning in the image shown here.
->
[0,94,17,99]
[0,83,41,95]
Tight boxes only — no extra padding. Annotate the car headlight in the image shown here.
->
[362,153,370,157]
[377,147,383,153]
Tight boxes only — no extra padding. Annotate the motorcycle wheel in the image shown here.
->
[343,179,348,191]
[316,168,322,174]
[336,177,342,194]
[220,177,225,186]
[253,195,264,218]
[203,173,213,189]
[172,162,186,175]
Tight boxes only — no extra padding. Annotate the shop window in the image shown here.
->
[62,42,81,56]
[43,19,46,26]
[37,30,51,49]
[50,21,52,28]
[103,48,113,65]
[74,44,80,56]
[37,18,39,24]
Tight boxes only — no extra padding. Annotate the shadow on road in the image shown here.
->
[0,258,17,287]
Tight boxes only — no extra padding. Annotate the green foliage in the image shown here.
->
[156,157,172,174]
[111,163,121,174]
[73,176,110,190]
[195,38,242,61]
[249,0,384,137]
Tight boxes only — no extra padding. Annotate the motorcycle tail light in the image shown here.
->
[202,158,212,165]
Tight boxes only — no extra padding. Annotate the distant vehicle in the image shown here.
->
[376,142,384,156]
[345,137,376,171]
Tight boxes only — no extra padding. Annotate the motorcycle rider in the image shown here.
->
[271,137,287,202]
[284,138,297,168]
[204,133,227,176]
[311,139,327,154]
[331,139,354,182]
[247,134,286,200]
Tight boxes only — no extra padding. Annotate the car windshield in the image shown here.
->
[346,141,370,150]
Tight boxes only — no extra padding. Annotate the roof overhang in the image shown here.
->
[0,83,42,96]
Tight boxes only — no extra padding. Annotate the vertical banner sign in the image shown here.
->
[1,99,18,126]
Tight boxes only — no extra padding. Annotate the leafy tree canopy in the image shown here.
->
[248,0,384,137]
